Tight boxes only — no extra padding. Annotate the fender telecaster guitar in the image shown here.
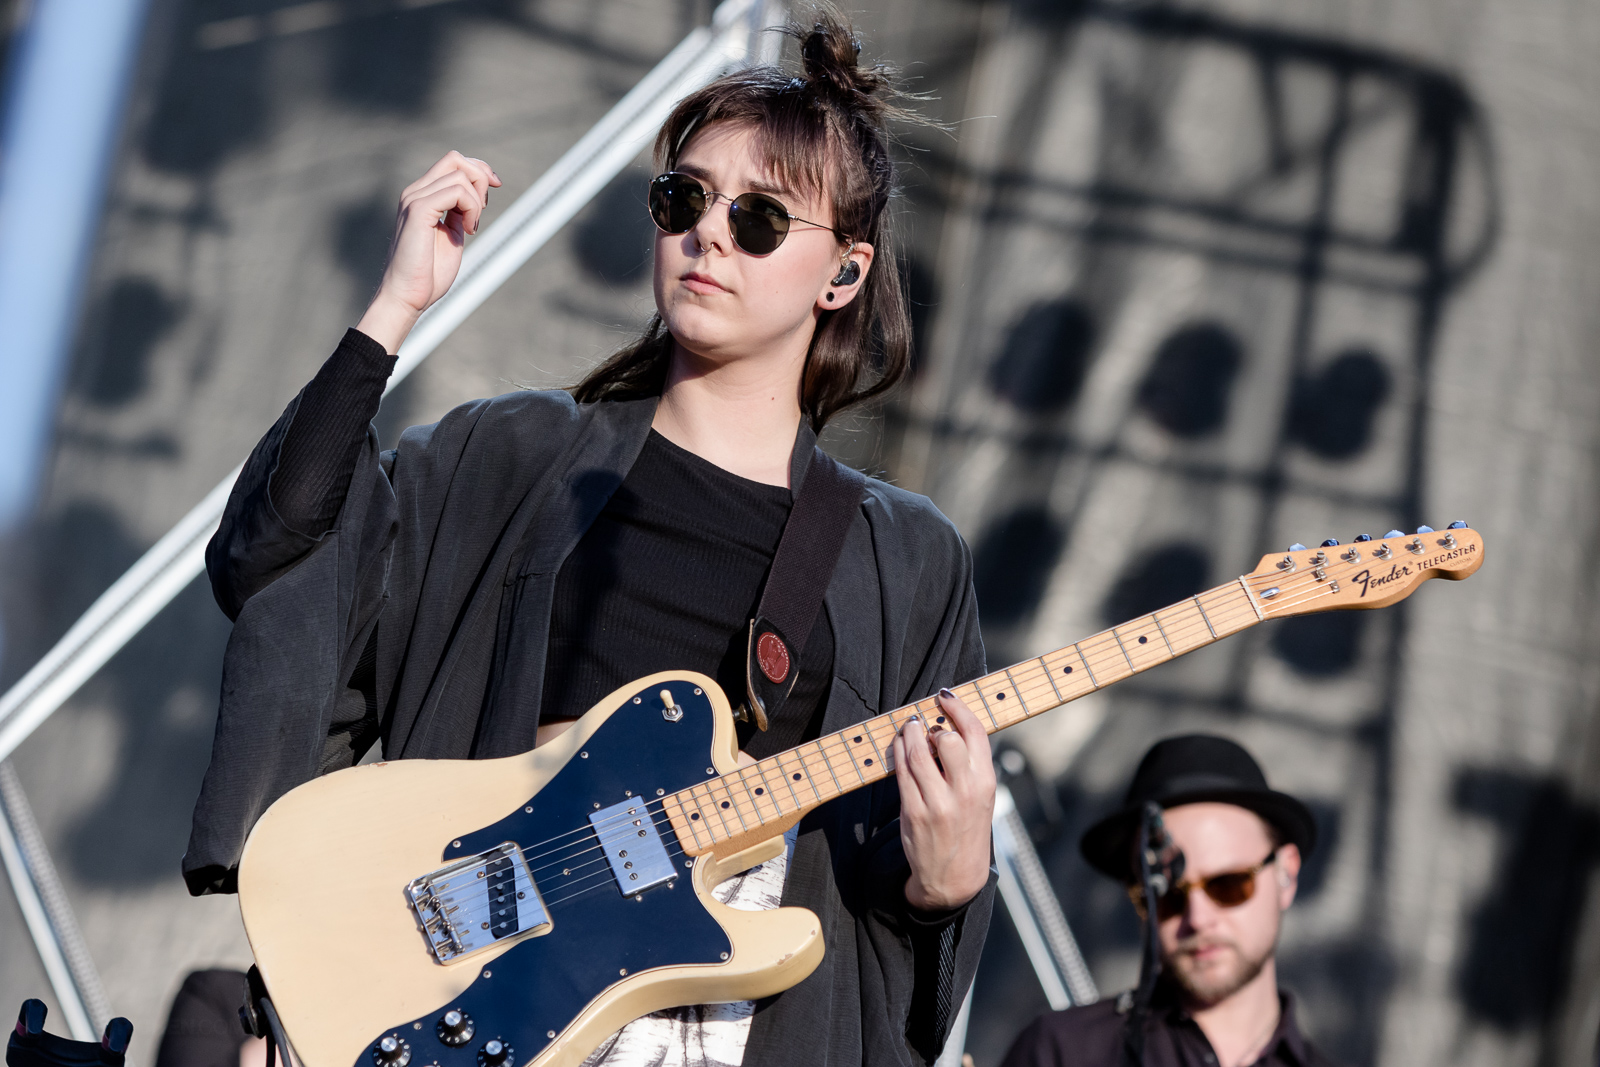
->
[238,524,1483,1067]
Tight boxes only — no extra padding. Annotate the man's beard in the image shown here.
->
[1163,933,1272,1007]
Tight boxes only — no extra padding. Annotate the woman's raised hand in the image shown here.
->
[356,151,501,353]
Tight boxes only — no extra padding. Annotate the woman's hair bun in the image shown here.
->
[797,7,888,102]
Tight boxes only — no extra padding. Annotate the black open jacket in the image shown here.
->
[185,381,995,1065]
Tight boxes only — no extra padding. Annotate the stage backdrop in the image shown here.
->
[1,1,1597,1066]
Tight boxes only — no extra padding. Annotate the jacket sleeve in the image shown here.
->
[185,334,400,895]
[862,511,995,1063]
[205,328,394,620]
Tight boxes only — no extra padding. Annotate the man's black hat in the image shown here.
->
[1080,734,1317,881]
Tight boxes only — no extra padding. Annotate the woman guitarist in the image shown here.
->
[186,9,996,1066]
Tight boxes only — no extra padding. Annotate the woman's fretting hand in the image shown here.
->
[894,688,996,912]
[356,151,501,353]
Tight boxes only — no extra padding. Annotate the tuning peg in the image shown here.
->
[1384,530,1403,539]
[1416,525,1434,534]
[1320,538,1340,547]
[1448,520,1468,529]
[1353,534,1373,542]
[1287,543,1306,552]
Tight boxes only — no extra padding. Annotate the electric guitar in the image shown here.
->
[237,524,1484,1067]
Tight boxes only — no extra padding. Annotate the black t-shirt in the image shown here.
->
[999,989,1340,1067]
[263,331,834,759]
[541,430,834,757]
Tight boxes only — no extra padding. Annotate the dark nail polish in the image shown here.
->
[939,687,954,699]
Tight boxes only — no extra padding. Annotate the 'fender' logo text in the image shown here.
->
[1351,542,1476,598]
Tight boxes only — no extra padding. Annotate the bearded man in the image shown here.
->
[999,735,1340,1067]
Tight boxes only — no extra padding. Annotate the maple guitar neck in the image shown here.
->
[662,525,1485,856]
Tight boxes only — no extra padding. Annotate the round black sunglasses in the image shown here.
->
[648,172,844,256]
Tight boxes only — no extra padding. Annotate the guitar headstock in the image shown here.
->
[1246,522,1484,618]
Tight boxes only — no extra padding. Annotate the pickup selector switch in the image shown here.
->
[436,1011,475,1047]
[478,1040,514,1067]
[374,1037,412,1067]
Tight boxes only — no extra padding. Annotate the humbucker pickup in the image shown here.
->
[407,842,550,963]
[590,798,677,896]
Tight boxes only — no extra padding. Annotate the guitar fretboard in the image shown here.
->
[662,577,1267,854]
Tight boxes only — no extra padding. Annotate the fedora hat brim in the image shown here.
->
[1080,787,1318,882]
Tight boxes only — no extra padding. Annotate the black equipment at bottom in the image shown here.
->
[7,1001,131,1067]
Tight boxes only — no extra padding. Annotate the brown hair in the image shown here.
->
[571,6,925,430]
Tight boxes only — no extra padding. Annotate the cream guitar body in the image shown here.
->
[238,671,821,1067]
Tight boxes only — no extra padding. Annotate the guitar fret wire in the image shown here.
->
[779,754,803,809]
[1152,610,1175,655]
[971,683,999,729]
[1193,595,1218,638]
[1040,657,1064,702]
[1111,628,1135,671]
[1073,643,1099,687]
[1237,576,1266,620]
[1003,666,1027,719]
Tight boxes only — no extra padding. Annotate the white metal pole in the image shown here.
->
[0,0,771,767]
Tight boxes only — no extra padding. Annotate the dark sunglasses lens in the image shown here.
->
[1204,871,1257,908]
[1155,888,1187,921]
[648,174,706,234]
[728,193,790,255]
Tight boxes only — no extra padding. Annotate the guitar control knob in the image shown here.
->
[478,1040,513,1067]
[436,1010,475,1047]
[374,1037,412,1067]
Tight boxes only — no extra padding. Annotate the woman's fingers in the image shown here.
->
[893,726,929,819]
[402,154,499,233]
[405,172,487,234]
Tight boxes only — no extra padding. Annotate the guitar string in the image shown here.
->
[523,584,1336,915]
[413,565,1358,904]
[426,578,1339,914]
[438,570,1346,888]
[415,574,1359,933]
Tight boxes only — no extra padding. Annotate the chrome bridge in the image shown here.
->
[589,797,677,896]
[407,842,550,964]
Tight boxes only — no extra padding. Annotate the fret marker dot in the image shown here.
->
[997,692,1006,700]
[854,735,863,743]
[937,716,946,724]
[793,773,802,780]
[1138,635,1148,644]
[1064,666,1073,674]
[721,801,730,809]
[865,758,874,766]
[691,813,700,820]
[755,787,765,795]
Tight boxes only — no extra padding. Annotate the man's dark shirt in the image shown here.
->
[999,989,1339,1067]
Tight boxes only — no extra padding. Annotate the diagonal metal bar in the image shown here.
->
[0,763,106,1040]
[993,783,1100,1009]
[0,0,774,767]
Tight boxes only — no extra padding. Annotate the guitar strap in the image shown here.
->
[739,444,866,733]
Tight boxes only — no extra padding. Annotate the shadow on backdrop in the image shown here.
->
[910,2,1497,1065]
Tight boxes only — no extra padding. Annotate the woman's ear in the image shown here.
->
[818,241,875,310]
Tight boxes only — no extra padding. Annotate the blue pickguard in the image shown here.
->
[358,679,733,1067]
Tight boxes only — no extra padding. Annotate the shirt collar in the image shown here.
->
[1154,984,1313,1066]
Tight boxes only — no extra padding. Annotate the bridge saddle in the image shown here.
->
[406,841,550,964]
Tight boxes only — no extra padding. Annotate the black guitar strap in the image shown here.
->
[740,445,866,733]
